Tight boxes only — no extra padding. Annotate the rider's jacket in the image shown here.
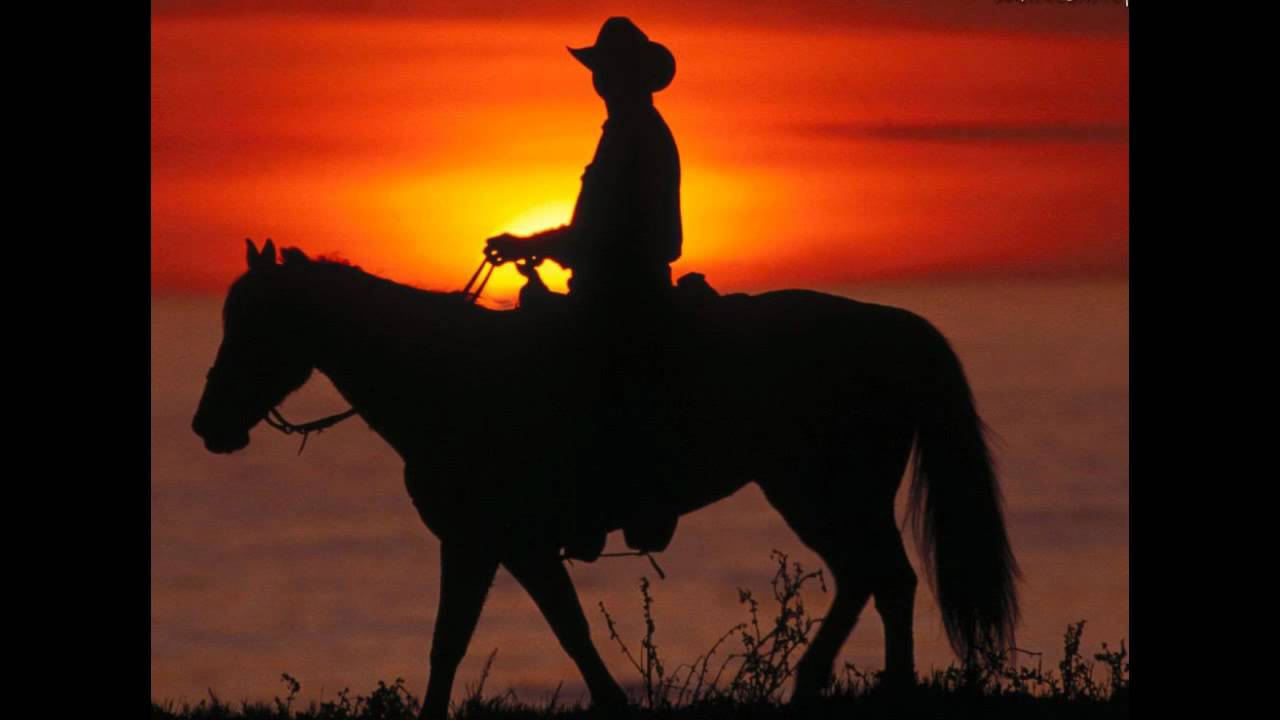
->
[562,101,681,305]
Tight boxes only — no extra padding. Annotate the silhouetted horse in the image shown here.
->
[192,240,1019,720]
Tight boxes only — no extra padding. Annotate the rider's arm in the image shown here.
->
[524,224,576,264]
[487,224,580,267]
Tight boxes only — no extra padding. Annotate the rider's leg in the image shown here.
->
[562,426,609,562]
[618,301,680,553]
[562,305,613,562]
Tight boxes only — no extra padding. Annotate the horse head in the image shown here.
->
[192,239,317,453]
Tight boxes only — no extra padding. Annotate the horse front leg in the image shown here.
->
[503,552,630,715]
[420,542,499,720]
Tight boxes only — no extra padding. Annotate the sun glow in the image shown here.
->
[367,173,581,305]
[494,201,573,237]
[152,13,1129,295]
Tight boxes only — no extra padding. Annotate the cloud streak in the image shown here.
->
[797,121,1129,145]
[153,0,1130,36]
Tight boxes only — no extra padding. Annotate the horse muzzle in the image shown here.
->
[192,414,251,454]
[202,432,250,454]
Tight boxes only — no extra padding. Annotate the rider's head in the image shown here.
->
[568,18,674,104]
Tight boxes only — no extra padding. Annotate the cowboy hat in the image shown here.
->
[568,17,675,93]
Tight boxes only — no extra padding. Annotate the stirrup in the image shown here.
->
[563,530,608,563]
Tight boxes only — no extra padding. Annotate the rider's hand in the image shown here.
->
[485,233,522,264]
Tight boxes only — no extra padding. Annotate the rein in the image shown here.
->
[460,256,498,304]
[461,253,541,305]
[264,406,358,455]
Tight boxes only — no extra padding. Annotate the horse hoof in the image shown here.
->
[591,687,631,717]
[789,671,829,706]
[878,669,918,693]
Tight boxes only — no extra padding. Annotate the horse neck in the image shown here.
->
[298,266,462,443]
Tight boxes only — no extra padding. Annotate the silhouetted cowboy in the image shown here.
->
[485,17,682,562]
[485,17,680,297]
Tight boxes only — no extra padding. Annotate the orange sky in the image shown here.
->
[151,1,1128,305]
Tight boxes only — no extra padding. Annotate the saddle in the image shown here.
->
[517,266,720,313]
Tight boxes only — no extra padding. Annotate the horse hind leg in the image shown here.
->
[791,544,874,700]
[789,510,917,699]
[774,426,916,700]
[873,521,917,687]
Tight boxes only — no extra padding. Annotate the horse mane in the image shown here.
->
[279,246,480,313]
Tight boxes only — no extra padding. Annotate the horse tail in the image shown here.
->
[906,327,1020,661]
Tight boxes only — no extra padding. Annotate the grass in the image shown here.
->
[152,551,1129,719]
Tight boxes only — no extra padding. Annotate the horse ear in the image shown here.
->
[246,238,259,269]
[262,238,278,265]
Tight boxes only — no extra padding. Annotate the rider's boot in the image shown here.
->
[564,524,608,562]
[623,501,678,553]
